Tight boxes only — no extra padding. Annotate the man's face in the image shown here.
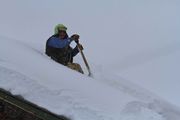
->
[59,30,66,39]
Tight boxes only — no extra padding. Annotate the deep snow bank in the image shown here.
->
[117,43,180,107]
[0,36,180,120]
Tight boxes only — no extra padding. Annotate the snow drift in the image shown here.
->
[0,36,180,120]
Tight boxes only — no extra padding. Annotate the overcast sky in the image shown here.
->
[0,0,180,69]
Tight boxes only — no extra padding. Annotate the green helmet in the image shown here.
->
[54,24,67,34]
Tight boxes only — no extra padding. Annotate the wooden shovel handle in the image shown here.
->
[77,43,92,76]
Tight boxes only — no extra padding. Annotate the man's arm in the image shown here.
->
[71,44,84,57]
[69,34,84,57]
[71,46,79,57]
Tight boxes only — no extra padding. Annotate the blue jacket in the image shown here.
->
[47,37,72,48]
[46,35,79,65]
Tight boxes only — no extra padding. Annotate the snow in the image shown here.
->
[0,0,180,120]
[116,44,180,107]
[0,36,180,120]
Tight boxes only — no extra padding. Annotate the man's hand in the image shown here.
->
[71,34,80,43]
[77,44,84,51]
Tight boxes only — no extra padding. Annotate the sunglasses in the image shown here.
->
[59,30,66,33]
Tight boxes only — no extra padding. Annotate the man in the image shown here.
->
[46,24,84,73]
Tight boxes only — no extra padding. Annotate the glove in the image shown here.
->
[71,34,80,43]
[77,44,84,51]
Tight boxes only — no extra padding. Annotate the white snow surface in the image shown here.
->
[0,36,180,120]
[0,1,180,120]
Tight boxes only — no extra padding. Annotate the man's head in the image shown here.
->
[54,24,68,39]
